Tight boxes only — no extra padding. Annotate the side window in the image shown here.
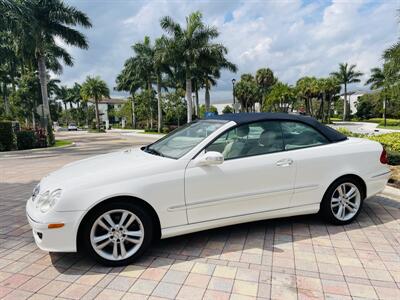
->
[206,121,284,160]
[281,121,328,150]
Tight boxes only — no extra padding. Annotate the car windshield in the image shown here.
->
[143,120,226,159]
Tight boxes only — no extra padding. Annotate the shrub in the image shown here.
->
[16,131,36,150]
[369,132,400,153]
[366,118,400,126]
[0,121,16,151]
[388,151,400,166]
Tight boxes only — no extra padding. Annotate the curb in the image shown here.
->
[0,142,75,156]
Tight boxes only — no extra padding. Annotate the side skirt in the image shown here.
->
[161,203,320,239]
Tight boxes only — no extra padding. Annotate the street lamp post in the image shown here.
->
[232,78,236,113]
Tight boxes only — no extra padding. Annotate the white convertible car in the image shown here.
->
[26,113,390,265]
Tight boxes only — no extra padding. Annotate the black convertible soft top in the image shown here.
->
[207,112,347,142]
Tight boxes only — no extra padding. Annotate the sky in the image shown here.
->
[60,0,399,104]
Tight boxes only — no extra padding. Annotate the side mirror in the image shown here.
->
[196,151,224,166]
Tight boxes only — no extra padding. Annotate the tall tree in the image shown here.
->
[4,0,92,129]
[80,76,109,131]
[201,45,237,112]
[366,67,385,90]
[330,63,363,121]
[255,68,276,106]
[160,11,219,122]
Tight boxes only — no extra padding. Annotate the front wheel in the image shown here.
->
[320,177,364,225]
[81,201,153,266]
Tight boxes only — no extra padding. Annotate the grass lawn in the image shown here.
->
[53,140,73,147]
[377,125,400,130]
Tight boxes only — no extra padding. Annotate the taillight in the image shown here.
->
[380,148,388,164]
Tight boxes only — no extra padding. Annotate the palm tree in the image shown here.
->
[115,66,141,129]
[295,76,319,116]
[154,37,172,132]
[9,0,92,128]
[80,76,110,131]
[365,67,385,90]
[330,63,363,121]
[201,45,237,112]
[160,11,219,122]
[255,68,276,105]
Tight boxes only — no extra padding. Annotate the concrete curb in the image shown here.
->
[0,142,75,156]
[380,185,400,200]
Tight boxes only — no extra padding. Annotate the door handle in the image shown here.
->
[276,158,293,167]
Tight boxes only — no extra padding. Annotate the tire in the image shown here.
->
[319,177,365,225]
[81,201,154,266]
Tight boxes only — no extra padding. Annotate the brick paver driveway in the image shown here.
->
[0,131,399,300]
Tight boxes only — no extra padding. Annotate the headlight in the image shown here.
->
[35,189,62,213]
[32,184,40,201]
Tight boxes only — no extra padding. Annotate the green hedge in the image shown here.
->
[365,118,400,126]
[0,121,16,151]
[388,151,400,166]
[16,131,36,150]
[369,132,400,153]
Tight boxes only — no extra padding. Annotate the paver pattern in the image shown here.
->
[0,131,399,300]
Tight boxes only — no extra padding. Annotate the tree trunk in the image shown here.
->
[205,79,211,113]
[327,95,332,124]
[64,102,67,110]
[157,76,162,133]
[320,92,325,122]
[37,53,51,127]
[185,75,192,123]
[32,111,36,129]
[2,82,10,116]
[95,98,101,131]
[195,87,199,117]
[131,96,136,129]
[343,83,347,121]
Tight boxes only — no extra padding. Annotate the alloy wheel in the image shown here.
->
[330,182,361,221]
[90,209,144,261]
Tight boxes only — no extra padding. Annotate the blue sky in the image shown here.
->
[60,0,399,103]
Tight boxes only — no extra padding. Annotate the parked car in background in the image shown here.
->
[26,113,390,266]
[67,123,78,131]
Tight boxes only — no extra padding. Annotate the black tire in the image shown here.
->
[81,201,154,266]
[319,176,365,225]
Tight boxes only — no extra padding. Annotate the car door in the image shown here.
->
[184,120,296,224]
[280,121,331,207]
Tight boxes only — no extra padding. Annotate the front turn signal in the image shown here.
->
[48,223,64,229]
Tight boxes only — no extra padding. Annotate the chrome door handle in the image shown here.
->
[276,158,293,167]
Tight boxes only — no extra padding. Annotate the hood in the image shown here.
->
[39,147,166,191]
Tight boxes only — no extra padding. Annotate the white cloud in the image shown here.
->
[60,0,399,102]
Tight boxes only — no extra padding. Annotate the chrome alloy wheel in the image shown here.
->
[330,183,361,221]
[90,209,144,261]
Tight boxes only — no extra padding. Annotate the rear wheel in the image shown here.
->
[81,201,153,266]
[320,177,364,225]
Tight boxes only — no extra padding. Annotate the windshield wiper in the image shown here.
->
[144,146,164,157]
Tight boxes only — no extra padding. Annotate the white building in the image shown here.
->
[88,98,127,128]
[339,91,366,115]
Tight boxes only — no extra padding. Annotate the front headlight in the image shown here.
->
[32,184,40,201]
[35,189,62,213]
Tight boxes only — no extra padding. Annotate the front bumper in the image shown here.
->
[26,198,84,252]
